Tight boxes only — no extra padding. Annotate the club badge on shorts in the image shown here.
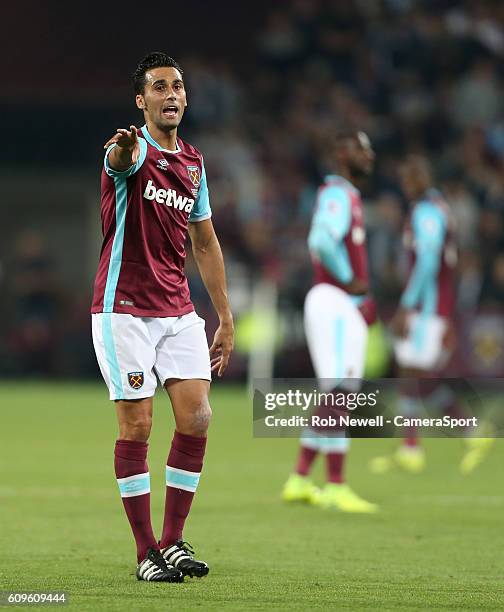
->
[186,165,201,188]
[128,372,144,389]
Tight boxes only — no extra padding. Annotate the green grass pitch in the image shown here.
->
[1,382,503,610]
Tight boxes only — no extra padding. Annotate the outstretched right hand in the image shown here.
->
[103,125,140,170]
[104,125,139,151]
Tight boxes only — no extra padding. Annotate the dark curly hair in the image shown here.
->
[133,52,183,94]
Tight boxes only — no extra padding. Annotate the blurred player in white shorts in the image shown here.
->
[304,283,368,389]
[381,156,492,474]
[282,130,378,513]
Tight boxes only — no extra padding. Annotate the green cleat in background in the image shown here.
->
[282,474,321,504]
[394,446,426,474]
[315,483,378,513]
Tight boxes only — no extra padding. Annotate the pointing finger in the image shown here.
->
[103,136,119,149]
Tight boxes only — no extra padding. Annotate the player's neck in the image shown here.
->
[412,186,431,201]
[337,168,355,186]
[146,121,178,152]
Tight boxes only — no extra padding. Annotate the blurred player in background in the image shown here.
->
[91,52,234,582]
[382,155,492,474]
[389,156,456,472]
[282,131,378,513]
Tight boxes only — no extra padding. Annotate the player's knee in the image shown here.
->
[119,414,152,442]
[188,398,212,437]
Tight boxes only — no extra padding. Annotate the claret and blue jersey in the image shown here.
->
[308,174,369,297]
[400,189,456,318]
[91,124,211,318]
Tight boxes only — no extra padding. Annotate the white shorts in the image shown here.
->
[394,312,449,371]
[304,284,368,392]
[92,311,211,400]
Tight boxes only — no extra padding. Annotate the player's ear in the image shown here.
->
[136,94,145,110]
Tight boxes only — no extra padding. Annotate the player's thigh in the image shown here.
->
[154,311,211,384]
[304,284,368,388]
[164,378,211,436]
[394,313,447,371]
[155,312,212,436]
[92,313,158,400]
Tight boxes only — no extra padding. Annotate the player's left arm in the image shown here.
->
[393,203,446,335]
[188,160,233,376]
[188,219,234,377]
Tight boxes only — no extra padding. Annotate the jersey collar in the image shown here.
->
[426,187,441,200]
[141,124,181,154]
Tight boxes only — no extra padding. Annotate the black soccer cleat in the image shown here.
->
[161,540,209,578]
[136,548,184,582]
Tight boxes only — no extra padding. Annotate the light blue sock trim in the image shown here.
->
[318,436,350,453]
[166,466,200,492]
[117,472,150,497]
[300,428,320,451]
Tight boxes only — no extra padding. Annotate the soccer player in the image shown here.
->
[389,155,456,472]
[388,155,493,473]
[91,53,234,582]
[282,130,378,513]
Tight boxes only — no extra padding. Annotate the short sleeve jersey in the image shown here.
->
[91,124,211,317]
[310,175,369,291]
[401,190,457,317]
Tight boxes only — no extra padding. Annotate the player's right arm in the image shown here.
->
[103,125,145,174]
[308,185,368,295]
